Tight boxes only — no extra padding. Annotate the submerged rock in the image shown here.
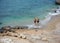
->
[13,26,28,29]
[0,22,2,25]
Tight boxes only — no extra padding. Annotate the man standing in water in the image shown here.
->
[34,17,40,26]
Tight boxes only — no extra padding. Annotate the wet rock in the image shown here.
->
[0,29,4,33]
[0,22,2,25]
[0,29,8,33]
[20,26,28,29]
[12,26,20,29]
[55,2,60,5]
[1,26,11,30]
[13,26,28,29]
[1,26,12,33]
[55,0,60,5]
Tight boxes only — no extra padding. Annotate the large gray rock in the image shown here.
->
[56,0,60,5]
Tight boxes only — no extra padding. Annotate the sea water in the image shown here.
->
[0,0,60,28]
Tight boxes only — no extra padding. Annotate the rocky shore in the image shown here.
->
[0,15,60,43]
[0,28,60,43]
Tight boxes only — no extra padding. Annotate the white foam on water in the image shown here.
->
[41,12,60,25]
[27,9,60,29]
[42,8,60,24]
[26,24,42,29]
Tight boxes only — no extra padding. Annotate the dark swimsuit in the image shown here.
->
[37,20,39,23]
[34,20,36,23]
[34,19,39,23]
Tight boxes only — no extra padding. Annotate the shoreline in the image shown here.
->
[0,12,60,29]
[0,13,60,31]
[0,14,60,43]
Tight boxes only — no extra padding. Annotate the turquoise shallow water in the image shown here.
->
[0,0,60,28]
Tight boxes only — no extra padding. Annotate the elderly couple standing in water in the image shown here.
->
[34,17,40,26]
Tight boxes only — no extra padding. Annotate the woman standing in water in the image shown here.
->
[34,17,40,26]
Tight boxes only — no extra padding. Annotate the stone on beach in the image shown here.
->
[19,33,26,39]
[0,29,5,33]
[1,26,12,33]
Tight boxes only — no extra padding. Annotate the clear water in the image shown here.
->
[0,0,60,27]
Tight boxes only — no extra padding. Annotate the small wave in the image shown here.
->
[26,24,42,29]
[27,9,60,29]
[41,9,60,25]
